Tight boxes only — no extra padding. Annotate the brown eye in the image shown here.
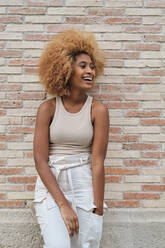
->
[80,64,86,68]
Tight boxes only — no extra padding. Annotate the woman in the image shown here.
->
[33,29,109,248]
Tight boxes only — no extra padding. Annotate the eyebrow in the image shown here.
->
[78,61,94,65]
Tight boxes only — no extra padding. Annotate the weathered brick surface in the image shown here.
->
[0,0,164,210]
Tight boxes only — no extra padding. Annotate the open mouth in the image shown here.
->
[82,77,93,82]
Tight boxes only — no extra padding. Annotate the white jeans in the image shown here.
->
[34,153,105,248]
[35,195,103,248]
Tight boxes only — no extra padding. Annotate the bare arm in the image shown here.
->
[33,100,69,207]
[91,101,109,215]
[33,100,79,236]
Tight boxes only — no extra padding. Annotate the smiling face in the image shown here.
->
[69,53,96,92]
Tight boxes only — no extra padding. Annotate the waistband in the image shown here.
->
[48,152,91,167]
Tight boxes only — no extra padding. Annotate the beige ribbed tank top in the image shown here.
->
[49,95,93,156]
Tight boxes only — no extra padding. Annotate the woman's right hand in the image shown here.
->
[59,204,79,238]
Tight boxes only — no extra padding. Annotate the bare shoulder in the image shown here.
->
[92,99,109,117]
[38,98,56,115]
[36,98,56,124]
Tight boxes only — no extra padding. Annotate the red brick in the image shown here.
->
[110,135,139,142]
[124,26,161,33]
[0,25,5,31]
[124,77,160,84]
[66,17,100,24]
[0,50,22,57]
[25,152,34,158]
[7,92,45,100]
[0,135,22,141]
[141,119,165,125]
[124,43,160,51]
[88,8,123,16]
[105,176,122,183]
[102,84,140,93]
[105,18,141,24]
[0,201,25,208]
[142,69,165,76]
[8,126,34,134]
[125,111,160,118]
[105,168,139,175]
[142,185,165,191]
[0,84,22,91]
[25,33,54,41]
[24,67,38,74]
[0,144,5,150]
[94,94,122,101]
[26,184,35,191]
[0,110,6,116]
[124,193,160,199]
[8,7,45,15]
[106,200,139,208]
[0,168,23,175]
[142,152,161,159]
[123,143,160,150]
[124,159,158,167]
[109,127,121,134]
[0,160,6,166]
[106,52,140,59]
[161,152,165,158]
[0,193,5,199]
[146,1,165,7]
[144,35,165,42]
[8,176,37,183]
[0,100,22,108]
[107,102,139,109]
[9,59,38,66]
[0,16,22,23]
[46,25,70,32]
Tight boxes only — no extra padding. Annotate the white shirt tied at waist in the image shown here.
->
[34,153,107,213]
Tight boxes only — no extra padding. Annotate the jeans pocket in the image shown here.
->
[89,212,103,243]
[34,199,48,236]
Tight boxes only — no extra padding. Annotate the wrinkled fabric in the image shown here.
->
[33,153,107,248]
[34,153,107,212]
[35,196,103,248]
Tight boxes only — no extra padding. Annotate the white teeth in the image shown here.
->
[83,78,92,81]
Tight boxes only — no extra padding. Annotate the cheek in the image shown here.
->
[73,68,83,77]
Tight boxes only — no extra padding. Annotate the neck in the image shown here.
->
[63,89,87,104]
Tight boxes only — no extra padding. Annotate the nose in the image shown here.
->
[85,66,93,74]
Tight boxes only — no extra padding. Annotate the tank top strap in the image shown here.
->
[85,95,93,122]
[53,96,60,122]
[56,95,61,110]
[87,95,93,107]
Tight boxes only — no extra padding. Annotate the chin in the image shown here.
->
[84,84,93,90]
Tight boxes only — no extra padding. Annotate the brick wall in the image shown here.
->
[0,0,165,209]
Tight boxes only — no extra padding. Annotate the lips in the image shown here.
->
[82,76,93,81]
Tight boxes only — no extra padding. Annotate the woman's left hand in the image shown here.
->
[93,208,103,216]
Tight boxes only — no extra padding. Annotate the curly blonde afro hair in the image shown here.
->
[38,29,105,96]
